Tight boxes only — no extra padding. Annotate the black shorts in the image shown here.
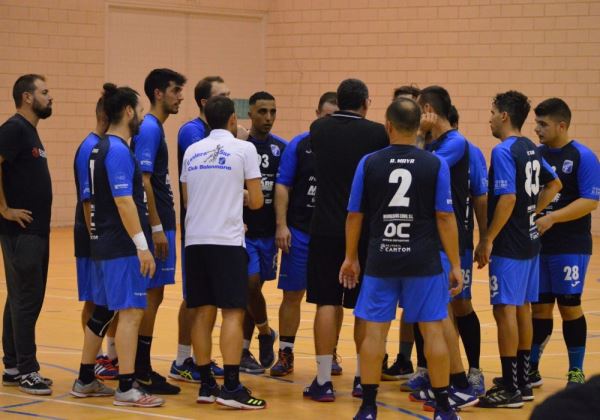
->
[185,245,248,309]
[307,235,367,308]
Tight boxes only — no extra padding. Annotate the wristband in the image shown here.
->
[132,232,149,251]
[151,224,163,233]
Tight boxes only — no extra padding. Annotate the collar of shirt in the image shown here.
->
[208,128,235,141]
[332,110,363,119]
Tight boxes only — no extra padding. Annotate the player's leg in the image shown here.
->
[255,238,278,368]
[191,305,219,403]
[332,305,344,375]
[271,289,303,376]
[383,312,415,382]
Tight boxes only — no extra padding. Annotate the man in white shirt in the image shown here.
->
[180,96,265,409]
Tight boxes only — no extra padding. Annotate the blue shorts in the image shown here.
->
[278,227,309,291]
[539,254,589,296]
[147,229,176,289]
[95,256,149,311]
[354,273,449,323]
[76,257,96,302]
[489,255,539,305]
[453,249,474,300]
[246,237,277,280]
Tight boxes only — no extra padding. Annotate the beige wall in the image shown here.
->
[1,0,599,230]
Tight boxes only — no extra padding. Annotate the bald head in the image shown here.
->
[385,98,421,144]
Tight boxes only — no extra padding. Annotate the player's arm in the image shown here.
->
[114,196,155,278]
[246,178,263,210]
[83,201,92,233]
[142,173,167,260]
[274,184,292,253]
[471,148,488,241]
[181,182,188,210]
[472,195,488,243]
[535,177,562,215]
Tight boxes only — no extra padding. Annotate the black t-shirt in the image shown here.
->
[243,133,287,238]
[349,145,452,277]
[309,111,389,238]
[0,114,52,236]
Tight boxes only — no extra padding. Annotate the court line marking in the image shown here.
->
[0,392,194,420]
[0,408,65,420]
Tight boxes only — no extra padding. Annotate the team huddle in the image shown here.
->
[0,70,598,420]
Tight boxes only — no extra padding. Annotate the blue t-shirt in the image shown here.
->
[73,132,101,258]
[488,136,557,259]
[90,135,151,260]
[276,131,316,233]
[539,140,600,255]
[131,114,175,231]
[348,144,452,277]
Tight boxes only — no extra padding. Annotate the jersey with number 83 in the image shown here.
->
[488,136,557,259]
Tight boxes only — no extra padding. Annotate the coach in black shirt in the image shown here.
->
[303,79,388,401]
[0,74,53,395]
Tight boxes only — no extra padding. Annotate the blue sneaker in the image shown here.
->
[210,360,224,378]
[468,367,485,396]
[423,385,478,412]
[354,405,377,419]
[433,408,461,420]
[169,358,200,383]
[400,367,429,392]
[197,382,219,404]
[303,377,335,402]
[352,376,363,398]
[408,387,434,402]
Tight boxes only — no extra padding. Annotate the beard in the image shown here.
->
[129,113,141,137]
[32,98,52,119]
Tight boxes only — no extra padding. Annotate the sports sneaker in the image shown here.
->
[477,386,523,409]
[270,348,294,376]
[426,385,479,412]
[113,386,164,407]
[467,367,485,396]
[240,349,265,374]
[258,328,277,368]
[197,382,220,404]
[400,367,429,392]
[137,370,181,395]
[433,408,461,420]
[169,358,200,383]
[529,369,543,388]
[354,405,377,419]
[409,387,434,402]
[382,354,414,381]
[3,372,52,387]
[331,349,343,375]
[352,376,363,398]
[216,384,266,409]
[95,356,118,380]
[71,378,115,397]
[19,372,52,395]
[303,377,335,402]
[566,368,585,388]
[211,360,224,377]
[491,378,533,401]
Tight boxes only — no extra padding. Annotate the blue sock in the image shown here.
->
[567,347,585,371]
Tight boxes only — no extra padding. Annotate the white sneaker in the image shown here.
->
[113,387,164,407]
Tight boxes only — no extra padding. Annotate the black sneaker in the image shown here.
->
[240,349,265,374]
[491,377,534,401]
[258,328,277,368]
[216,384,266,410]
[477,386,523,409]
[197,382,220,404]
[19,372,52,395]
[137,370,181,395]
[529,369,543,388]
[381,354,414,381]
[3,372,53,387]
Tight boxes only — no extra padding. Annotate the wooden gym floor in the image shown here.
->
[0,227,599,419]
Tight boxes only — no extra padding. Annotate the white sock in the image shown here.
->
[107,337,117,361]
[355,354,361,378]
[5,367,18,375]
[176,344,192,365]
[316,355,333,385]
[280,340,294,351]
[243,339,251,350]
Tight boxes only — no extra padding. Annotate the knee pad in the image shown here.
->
[87,305,115,337]
[557,294,581,307]
[533,293,555,305]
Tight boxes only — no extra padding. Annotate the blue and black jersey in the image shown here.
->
[89,135,151,260]
[276,131,316,233]
[488,136,557,259]
[466,142,488,249]
[73,132,101,258]
[348,144,453,277]
[244,133,287,238]
[131,114,175,231]
[426,129,470,255]
[539,140,600,255]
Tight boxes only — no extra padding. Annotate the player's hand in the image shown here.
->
[275,224,292,253]
[449,265,463,297]
[243,189,249,206]
[237,125,249,140]
[535,214,555,235]
[339,258,360,289]
[0,207,33,228]
[138,249,156,278]
[152,231,168,260]
[474,238,492,269]
[419,112,437,136]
